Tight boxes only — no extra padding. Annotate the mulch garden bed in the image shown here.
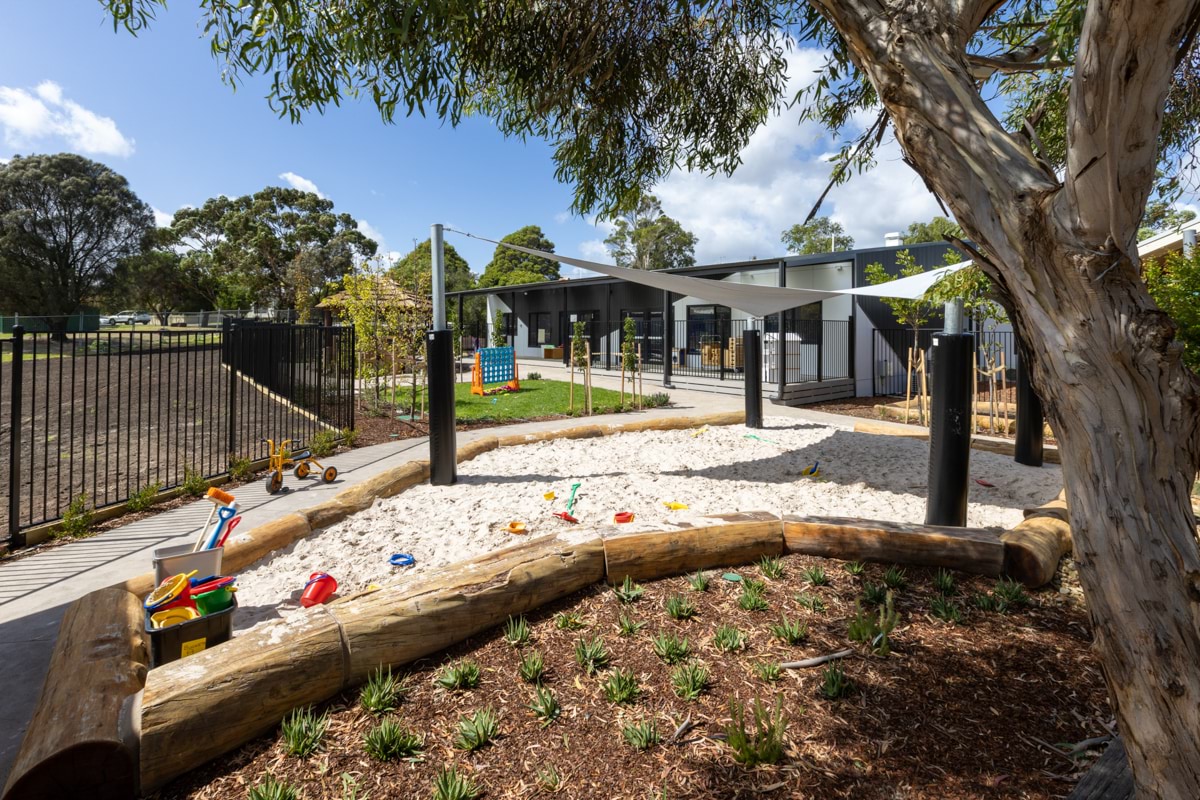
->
[153,553,1109,800]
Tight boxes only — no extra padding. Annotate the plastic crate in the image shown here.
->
[153,543,223,584]
[146,595,237,667]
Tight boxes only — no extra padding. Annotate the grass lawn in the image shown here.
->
[384,378,660,422]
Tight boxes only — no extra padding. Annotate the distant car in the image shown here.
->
[110,310,152,325]
[99,314,115,326]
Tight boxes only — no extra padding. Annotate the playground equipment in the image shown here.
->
[263,438,339,494]
[471,346,520,396]
[300,572,338,607]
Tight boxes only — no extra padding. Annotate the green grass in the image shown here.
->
[387,379,634,422]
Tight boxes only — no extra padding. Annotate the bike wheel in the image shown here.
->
[294,463,310,479]
[322,466,338,483]
[266,471,283,494]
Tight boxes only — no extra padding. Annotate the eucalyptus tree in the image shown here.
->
[102,1,1200,793]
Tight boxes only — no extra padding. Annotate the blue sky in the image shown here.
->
[0,4,944,279]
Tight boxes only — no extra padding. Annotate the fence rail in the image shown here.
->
[871,327,1017,396]
[1,323,354,548]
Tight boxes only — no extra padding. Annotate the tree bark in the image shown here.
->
[810,1,1200,796]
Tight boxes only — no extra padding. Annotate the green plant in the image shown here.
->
[504,615,531,647]
[454,708,499,751]
[574,636,610,674]
[602,669,640,704]
[535,764,560,791]
[820,663,852,699]
[228,454,255,482]
[725,697,787,766]
[687,569,709,592]
[671,662,710,700]
[753,661,782,683]
[844,561,866,577]
[651,631,690,664]
[862,582,888,607]
[181,467,209,497]
[994,577,1030,611]
[714,623,747,652]
[360,665,407,714]
[340,772,368,800]
[617,612,646,637]
[527,371,542,380]
[363,718,424,761]
[882,565,908,590]
[622,718,659,750]
[972,592,999,612]
[308,428,339,457]
[930,595,963,624]
[794,592,826,613]
[126,481,162,512]
[529,685,561,726]
[932,568,957,595]
[738,581,769,612]
[770,615,809,645]
[281,705,328,758]
[340,427,360,448]
[492,308,507,347]
[518,649,545,684]
[803,565,830,586]
[847,592,899,655]
[57,493,93,539]
[248,775,299,800]
[436,659,481,690]
[758,555,785,580]
[555,611,586,630]
[433,766,479,800]
[613,575,644,604]
[664,594,696,620]
[643,391,671,408]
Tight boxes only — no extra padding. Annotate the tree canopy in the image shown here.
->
[1138,200,1198,241]
[108,228,210,322]
[0,153,153,327]
[901,216,964,245]
[168,186,377,309]
[603,194,697,270]
[478,226,559,287]
[780,217,853,255]
[390,239,475,293]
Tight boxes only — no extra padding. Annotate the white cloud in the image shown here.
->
[151,206,174,228]
[278,171,324,198]
[579,239,610,260]
[357,219,387,255]
[0,81,134,157]
[650,46,942,264]
[554,210,572,224]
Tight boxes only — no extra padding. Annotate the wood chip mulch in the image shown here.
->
[152,554,1109,800]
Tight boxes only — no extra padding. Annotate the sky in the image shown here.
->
[0,4,946,281]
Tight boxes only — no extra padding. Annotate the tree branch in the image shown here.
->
[965,35,1063,81]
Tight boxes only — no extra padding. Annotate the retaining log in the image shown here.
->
[603,513,783,583]
[1024,489,1068,522]
[139,609,346,794]
[456,435,499,463]
[783,516,1005,576]
[333,460,429,510]
[2,587,149,800]
[1001,515,1072,587]
[334,534,605,682]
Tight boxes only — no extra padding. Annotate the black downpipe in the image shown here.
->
[925,333,973,527]
[427,329,457,485]
[744,329,763,429]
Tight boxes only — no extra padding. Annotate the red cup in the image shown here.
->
[300,572,338,607]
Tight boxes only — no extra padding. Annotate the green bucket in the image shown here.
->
[194,587,234,615]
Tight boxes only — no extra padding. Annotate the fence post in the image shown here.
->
[8,326,24,547]
[226,320,237,457]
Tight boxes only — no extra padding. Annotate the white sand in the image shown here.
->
[231,418,1061,632]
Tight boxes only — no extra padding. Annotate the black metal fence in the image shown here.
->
[872,327,1017,396]
[2,323,354,548]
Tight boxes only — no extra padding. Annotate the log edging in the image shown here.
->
[851,420,1063,464]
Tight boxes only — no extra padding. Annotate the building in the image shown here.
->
[448,240,954,405]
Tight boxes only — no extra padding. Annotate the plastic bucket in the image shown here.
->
[194,588,234,615]
[150,606,199,630]
[300,572,337,607]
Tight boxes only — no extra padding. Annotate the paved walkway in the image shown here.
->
[0,381,872,787]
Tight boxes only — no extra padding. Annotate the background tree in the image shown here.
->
[103,1,1200,792]
[0,153,153,335]
[170,187,377,310]
[491,308,507,347]
[864,251,933,357]
[108,229,210,324]
[478,226,559,287]
[1138,199,1198,241]
[901,216,964,245]
[390,238,484,334]
[780,217,853,255]
[1144,250,1200,373]
[603,194,697,270]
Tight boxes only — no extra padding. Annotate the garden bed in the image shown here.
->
[155,553,1108,800]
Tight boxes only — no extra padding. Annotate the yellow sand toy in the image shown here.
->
[262,438,338,494]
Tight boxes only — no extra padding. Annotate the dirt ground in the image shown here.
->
[154,554,1109,800]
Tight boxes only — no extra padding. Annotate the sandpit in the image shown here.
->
[232,418,1061,631]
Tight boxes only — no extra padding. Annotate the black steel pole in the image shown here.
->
[428,225,457,485]
[662,290,674,388]
[744,328,763,429]
[8,326,24,546]
[1014,348,1044,467]
[925,333,974,526]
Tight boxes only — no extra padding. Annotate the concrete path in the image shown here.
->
[0,381,859,787]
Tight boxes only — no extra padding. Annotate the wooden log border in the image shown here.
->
[3,410,1073,800]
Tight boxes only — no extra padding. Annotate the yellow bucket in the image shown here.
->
[151,606,199,630]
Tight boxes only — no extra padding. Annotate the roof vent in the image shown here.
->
[883,232,903,247]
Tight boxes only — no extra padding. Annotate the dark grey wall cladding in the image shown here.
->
[852,241,955,331]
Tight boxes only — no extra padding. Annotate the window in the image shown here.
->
[529,312,551,347]
[685,305,731,352]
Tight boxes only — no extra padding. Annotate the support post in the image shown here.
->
[662,290,674,388]
[429,225,457,486]
[744,328,763,429]
[1014,347,1044,467]
[925,332,973,527]
[8,326,24,546]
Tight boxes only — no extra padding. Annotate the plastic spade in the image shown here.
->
[566,482,582,514]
